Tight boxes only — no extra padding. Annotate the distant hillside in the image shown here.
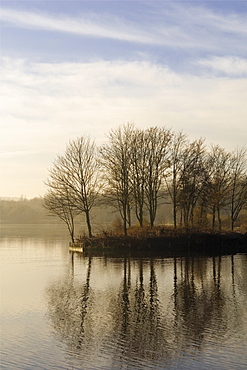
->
[0,197,118,226]
[0,197,173,228]
[0,197,58,224]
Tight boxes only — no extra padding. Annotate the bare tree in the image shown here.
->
[228,148,247,231]
[45,137,99,238]
[43,188,78,243]
[178,138,206,228]
[165,131,187,228]
[99,124,133,236]
[206,145,232,230]
[144,127,172,228]
[129,127,148,227]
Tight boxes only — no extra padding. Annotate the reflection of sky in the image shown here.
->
[0,1,246,198]
[0,237,67,314]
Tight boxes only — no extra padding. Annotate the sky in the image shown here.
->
[0,0,247,199]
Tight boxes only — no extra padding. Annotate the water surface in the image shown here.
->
[1,225,247,369]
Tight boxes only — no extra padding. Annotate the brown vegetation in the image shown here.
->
[77,225,247,256]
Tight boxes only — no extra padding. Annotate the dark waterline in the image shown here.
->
[0,225,247,369]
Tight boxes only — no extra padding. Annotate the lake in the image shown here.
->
[1,224,247,369]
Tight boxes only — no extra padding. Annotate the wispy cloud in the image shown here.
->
[198,56,247,77]
[155,2,247,52]
[0,8,153,44]
[164,2,247,36]
[0,150,41,158]
[1,4,246,53]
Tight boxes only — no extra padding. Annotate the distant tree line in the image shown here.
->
[43,124,247,241]
[0,197,48,224]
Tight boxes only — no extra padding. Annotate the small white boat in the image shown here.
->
[69,243,84,253]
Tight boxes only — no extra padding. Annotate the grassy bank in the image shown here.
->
[74,226,247,257]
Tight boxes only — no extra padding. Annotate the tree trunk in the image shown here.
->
[123,203,128,236]
[212,205,216,229]
[68,228,75,243]
[217,206,222,231]
[85,210,93,238]
[68,225,75,243]
[127,202,131,228]
[68,215,75,243]
[173,201,177,229]
[149,205,155,228]
[123,218,128,236]
[139,210,143,228]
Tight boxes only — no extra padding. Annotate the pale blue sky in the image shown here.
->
[0,1,247,198]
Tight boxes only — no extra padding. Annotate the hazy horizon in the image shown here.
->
[1,1,246,199]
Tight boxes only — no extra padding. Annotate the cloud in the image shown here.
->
[1,56,246,197]
[165,2,247,37]
[0,150,41,158]
[1,57,246,147]
[0,8,153,44]
[155,2,247,53]
[1,4,246,53]
[197,56,247,77]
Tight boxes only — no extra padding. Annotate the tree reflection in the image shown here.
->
[173,256,227,353]
[45,253,246,368]
[110,257,170,366]
[46,256,93,351]
[122,257,131,335]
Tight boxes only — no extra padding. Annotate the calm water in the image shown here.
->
[1,225,247,370]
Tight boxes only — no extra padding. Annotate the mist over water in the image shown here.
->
[1,225,247,369]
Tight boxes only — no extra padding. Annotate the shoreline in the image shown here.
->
[72,229,247,257]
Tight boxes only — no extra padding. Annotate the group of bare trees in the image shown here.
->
[43,137,99,241]
[43,124,247,239]
[167,136,247,232]
[100,125,172,234]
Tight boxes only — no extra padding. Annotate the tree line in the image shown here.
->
[43,124,247,241]
[0,197,49,224]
